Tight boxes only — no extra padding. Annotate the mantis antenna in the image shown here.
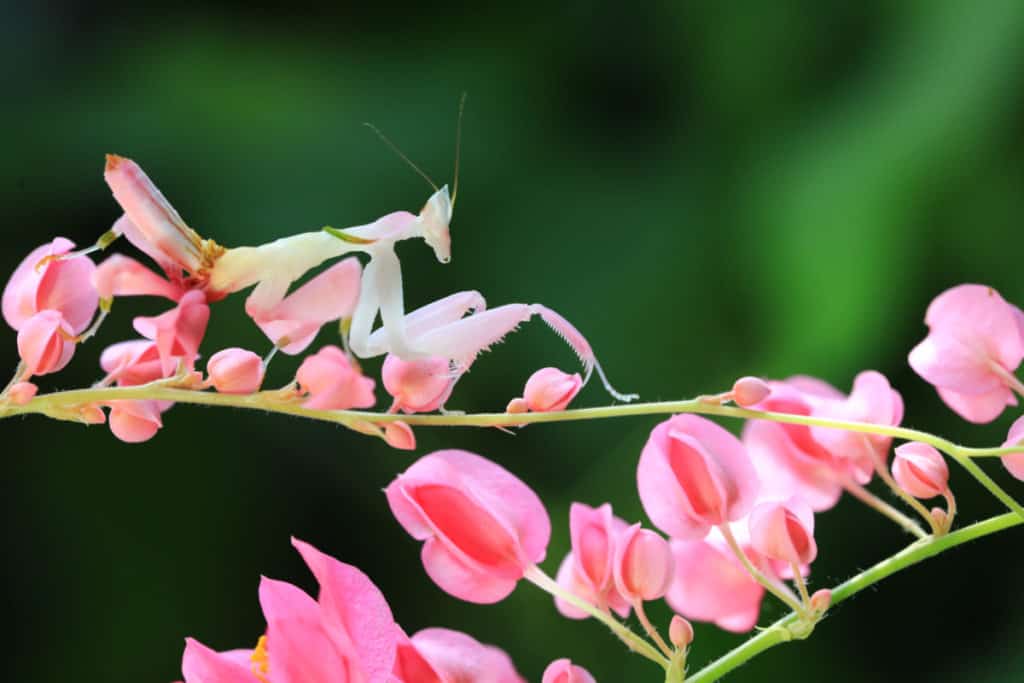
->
[362,122,439,192]
[451,92,467,208]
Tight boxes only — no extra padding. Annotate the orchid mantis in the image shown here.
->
[89,136,636,406]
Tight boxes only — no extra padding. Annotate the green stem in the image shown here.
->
[523,565,669,669]
[687,512,1022,682]
[949,452,1024,520]
[841,479,927,539]
[719,524,806,616]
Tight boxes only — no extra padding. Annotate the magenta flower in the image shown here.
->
[181,538,398,683]
[542,658,597,683]
[554,502,631,619]
[385,449,551,604]
[637,414,759,540]
[295,346,376,410]
[2,237,98,335]
[909,284,1024,423]
[394,627,525,683]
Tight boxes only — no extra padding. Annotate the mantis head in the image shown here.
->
[418,185,453,264]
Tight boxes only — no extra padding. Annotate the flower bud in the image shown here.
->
[748,499,817,566]
[542,658,596,683]
[295,346,376,410]
[809,588,832,614]
[732,376,770,407]
[7,381,37,405]
[17,310,75,376]
[107,400,163,443]
[383,421,416,451]
[669,615,694,649]
[382,354,453,413]
[206,348,265,394]
[506,397,529,414]
[1001,415,1024,482]
[892,442,949,499]
[523,367,582,412]
[613,524,674,603]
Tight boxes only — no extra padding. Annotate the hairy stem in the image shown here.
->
[718,524,806,616]
[841,480,927,539]
[523,565,669,669]
[634,599,674,659]
[687,512,1022,682]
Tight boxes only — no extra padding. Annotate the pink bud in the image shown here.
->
[809,588,832,613]
[506,397,529,414]
[107,400,163,443]
[206,348,265,394]
[542,658,596,683]
[385,449,551,604]
[669,615,694,649]
[78,403,107,424]
[1001,415,1024,482]
[732,376,770,407]
[7,381,37,405]
[17,310,76,376]
[892,442,949,499]
[384,421,416,450]
[613,525,674,603]
[382,354,454,413]
[523,367,583,412]
[748,499,817,566]
[296,346,376,410]
[638,414,760,539]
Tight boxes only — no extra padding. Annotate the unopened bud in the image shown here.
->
[669,615,694,649]
[930,506,948,531]
[523,367,582,412]
[383,421,416,451]
[809,588,832,614]
[7,381,37,405]
[206,348,265,394]
[732,376,771,407]
[506,397,529,414]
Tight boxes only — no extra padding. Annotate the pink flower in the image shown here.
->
[133,290,210,374]
[747,498,817,566]
[892,443,949,499]
[613,524,673,604]
[394,628,526,683]
[665,530,766,633]
[542,658,596,683]
[909,284,1024,423]
[554,503,630,619]
[523,368,583,412]
[382,354,455,413]
[100,340,181,386]
[295,346,376,410]
[2,237,98,334]
[385,449,551,604]
[206,348,265,394]
[637,414,759,540]
[93,252,185,301]
[1002,416,1024,482]
[383,421,416,451]
[246,258,362,355]
[107,400,163,443]
[181,538,398,683]
[669,615,694,649]
[17,310,76,376]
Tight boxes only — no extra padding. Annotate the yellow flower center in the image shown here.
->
[250,634,270,683]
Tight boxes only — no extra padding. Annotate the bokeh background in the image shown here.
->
[3,1,1024,681]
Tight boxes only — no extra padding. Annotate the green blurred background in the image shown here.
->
[3,1,1024,680]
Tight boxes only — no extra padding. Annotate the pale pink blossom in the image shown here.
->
[383,354,455,413]
[17,310,76,376]
[394,627,526,683]
[732,376,771,407]
[93,252,185,301]
[612,525,673,603]
[523,367,583,412]
[206,348,265,394]
[107,400,163,443]
[383,421,416,451]
[669,615,694,649]
[181,538,398,683]
[295,346,376,410]
[385,449,550,604]
[542,658,596,683]
[100,340,181,386]
[892,443,949,499]
[1002,416,1024,482]
[554,503,630,619]
[747,498,817,566]
[637,414,759,540]
[133,290,210,375]
[2,237,98,334]
[909,284,1024,423]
